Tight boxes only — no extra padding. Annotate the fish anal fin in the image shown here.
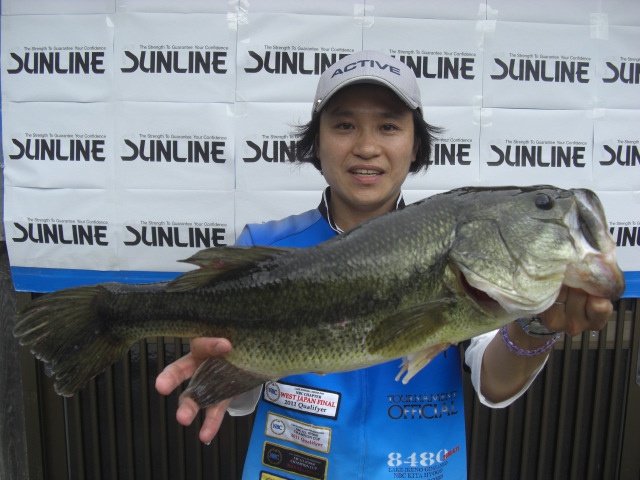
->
[395,344,452,384]
[367,298,455,356]
[182,357,272,408]
[167,245,295,292]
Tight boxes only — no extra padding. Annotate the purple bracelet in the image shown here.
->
[500,324,560,357]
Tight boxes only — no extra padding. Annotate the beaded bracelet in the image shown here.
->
[500,324,560,357]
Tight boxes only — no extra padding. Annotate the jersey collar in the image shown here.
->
[318,187,406,234]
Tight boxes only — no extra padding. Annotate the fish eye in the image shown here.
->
[534,193,553,210]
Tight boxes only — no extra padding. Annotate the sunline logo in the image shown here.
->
[487,144,587,167]
[120,50,228,74]
[244,50,349,75]
[602,60,640,84]
[396,54,476,80]
[9,137,106,161]
[490,56,590,83]
[7,50,106,74]
[600,144,640,166]
[121,139,226,163]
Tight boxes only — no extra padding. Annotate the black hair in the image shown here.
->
[293,108,444,174]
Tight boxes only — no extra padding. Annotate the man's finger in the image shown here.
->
[191,337,233,360]
[155,354,198,395]
[200,399,232,444]
[586,296,613,330]
[176,395,201,427]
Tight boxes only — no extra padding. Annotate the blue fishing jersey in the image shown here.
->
[236,199,468,480]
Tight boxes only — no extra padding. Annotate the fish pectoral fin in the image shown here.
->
[366,298,455,356]
[167,245,295,292]
[395,344,452,384]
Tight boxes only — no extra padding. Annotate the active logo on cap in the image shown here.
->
[331,59,401,78]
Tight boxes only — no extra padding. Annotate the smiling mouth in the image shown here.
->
[351,169,382,176]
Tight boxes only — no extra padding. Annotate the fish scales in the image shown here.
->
[14,186,625,407]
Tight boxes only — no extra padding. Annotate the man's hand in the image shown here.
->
[539,286,613,336]
[155,337,233,444]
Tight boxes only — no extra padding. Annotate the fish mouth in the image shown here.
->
[563,189,626,300]
[456,267,507,316]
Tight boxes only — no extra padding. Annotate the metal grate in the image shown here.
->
[465,298,638,480]
[21,299,640,480]
[53,338,255,480]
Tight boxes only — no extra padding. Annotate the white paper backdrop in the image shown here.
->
[1,0,638,296]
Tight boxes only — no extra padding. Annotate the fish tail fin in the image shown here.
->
[182,357,271,408]
[13,285,131,397]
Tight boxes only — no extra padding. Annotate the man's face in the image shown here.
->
[317,83,418,223]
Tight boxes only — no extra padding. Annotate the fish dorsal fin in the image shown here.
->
[366,298,455,357]
[166,245,294,292]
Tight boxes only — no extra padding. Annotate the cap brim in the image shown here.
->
[314,76,422,114]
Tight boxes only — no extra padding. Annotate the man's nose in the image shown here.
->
[353,129,381,158]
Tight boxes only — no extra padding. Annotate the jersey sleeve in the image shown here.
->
[464,330,548,408]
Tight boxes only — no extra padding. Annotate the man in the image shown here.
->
[156,51,612,479]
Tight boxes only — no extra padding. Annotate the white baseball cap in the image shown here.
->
[312,50,423,114]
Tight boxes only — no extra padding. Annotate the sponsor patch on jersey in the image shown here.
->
[263,381,341,419]
[262,442,328,480]
[259,471,292,480]
[265,412,332,453]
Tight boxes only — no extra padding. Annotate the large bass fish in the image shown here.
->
[14,186,625,408]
